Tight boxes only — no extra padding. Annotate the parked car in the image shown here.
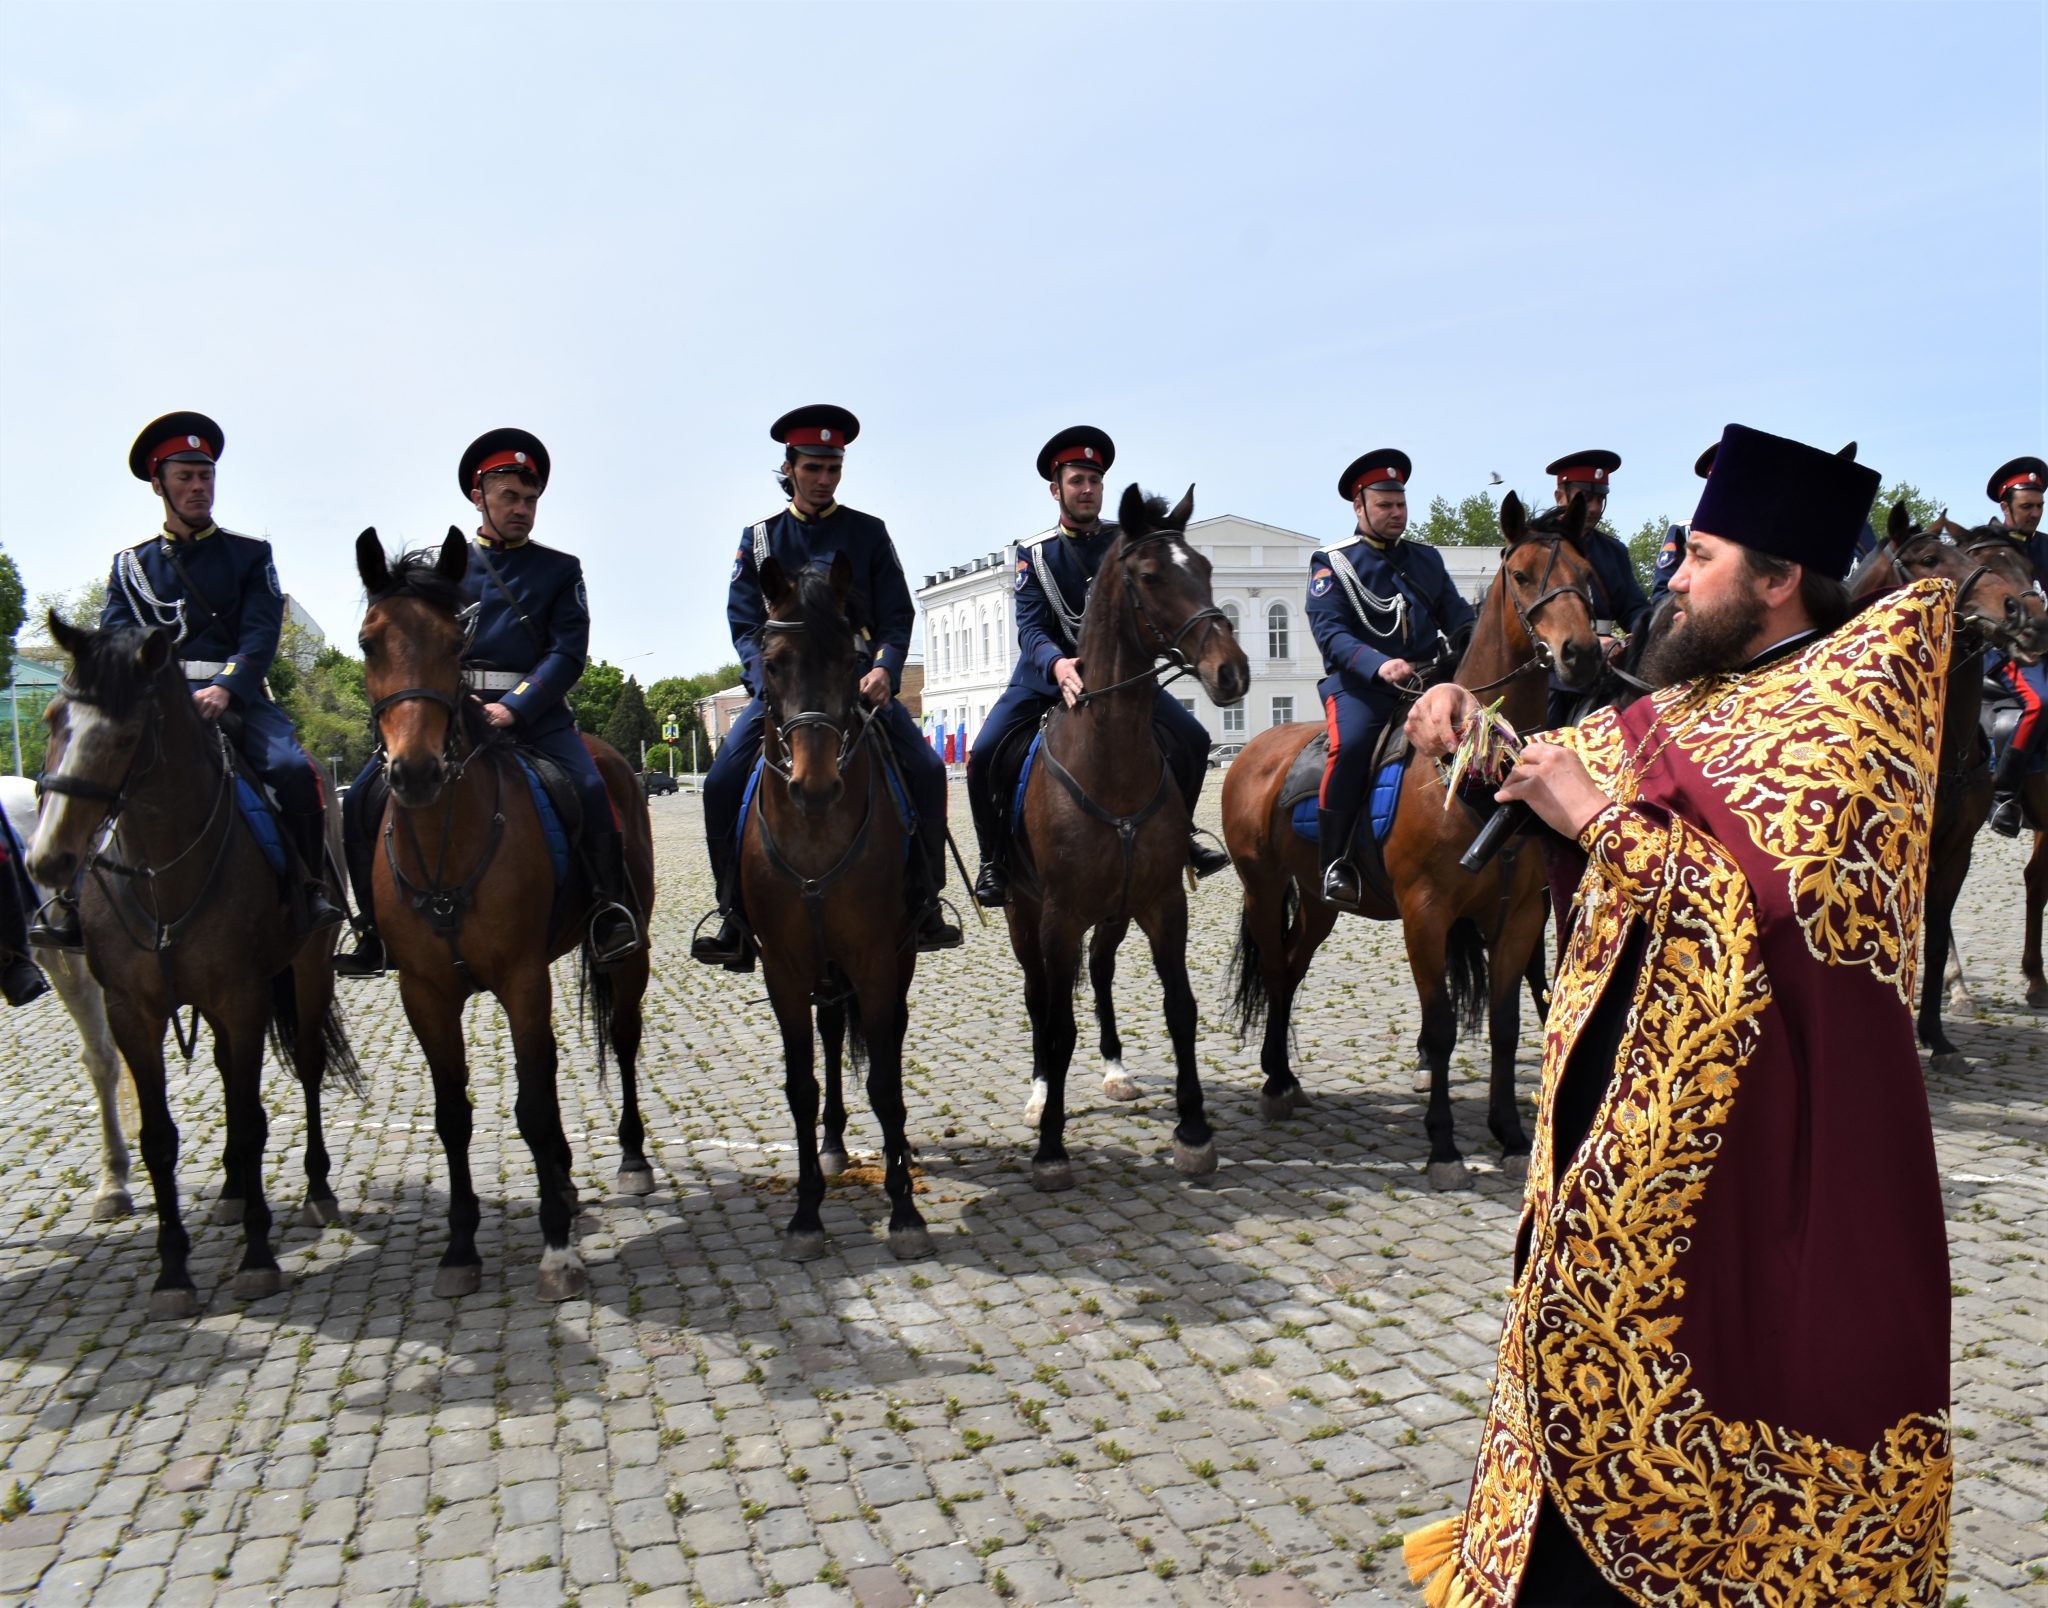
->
[1209,743,1245,768]
[642,770,680,797]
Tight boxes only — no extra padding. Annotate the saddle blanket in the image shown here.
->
[736,757,913,858]
[235,779,287,877]
[1287,756,1408,847]
[515,756,571,885]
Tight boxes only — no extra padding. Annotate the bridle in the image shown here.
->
[1862,529,2042,660]
[755,618,877,782]
[1464,533,1598,694]
[1072,530,1230,710]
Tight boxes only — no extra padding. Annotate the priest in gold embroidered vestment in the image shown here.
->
[1401,424,1953,1607]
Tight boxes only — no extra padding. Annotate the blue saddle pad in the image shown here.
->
[737,757,913,859]
[234,779,287,877]
[1010,732,1044,826]
[515,755,571,884]
[1289,756,1407,845]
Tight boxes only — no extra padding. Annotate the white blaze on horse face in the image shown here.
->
[29,700,119,876]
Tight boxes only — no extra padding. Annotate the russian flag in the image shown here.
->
[943,726,957,763]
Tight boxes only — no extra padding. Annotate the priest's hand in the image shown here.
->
[1495,742,1611,841]
[1405,684,1485,760]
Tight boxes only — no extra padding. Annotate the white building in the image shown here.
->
[916,518,1504,760]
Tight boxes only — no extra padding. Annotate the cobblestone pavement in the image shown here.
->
[0,784,2042,1608]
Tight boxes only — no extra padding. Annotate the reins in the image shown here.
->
[1070,532,1228,711]
[1460,534,1597,696]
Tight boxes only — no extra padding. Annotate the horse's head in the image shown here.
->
[1496,491,1603,689]
[1891,509,2048,664]
[357,526,472,808]
[1109,484,1250,707]
[758,552,865,817]
[28,613,182,888]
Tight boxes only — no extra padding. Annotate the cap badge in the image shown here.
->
[820,429,832,442]
[186,435,200,447]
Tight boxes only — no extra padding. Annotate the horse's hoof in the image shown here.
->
[211,1198,244,1226]
[819,1150,849,1180]
[1425,1160,1471,1192]
[536,1257,589,1303]
[2028,984,2048,1011]
[147,1287,199,1320]
[614,1168,656,1197]
[233,1267,281,1301]
[1411,1067,1433,1095]
[1171,1140,1218,1179]
[888,1224,937,1260]
[1500,1153,1530,1182]
[1023,1081,1049,1127]
[93,1191,134,1222]
[783,1230,828,1263]
[1032,1160,1074,1193]
[434,1264,483,1299]
[1929,1051,1967,1077]
[1259,1087,1302,1123]
[1102,1062,1140,1102]
[298,1197,343,1228]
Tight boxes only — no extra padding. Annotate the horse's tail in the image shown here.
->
[1445,916,1488,1042]
[577,942,616,1085]
[266,968,364,1097]
[1224,875,1299,1043]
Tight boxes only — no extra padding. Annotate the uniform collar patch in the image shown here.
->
[790,501,838,524]
[161,522,217,546]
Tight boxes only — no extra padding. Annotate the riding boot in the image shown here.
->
[1161,729,1229,880]
[967,770,1008,907]
[1189,834,1231,880]
[333,812,385,978]
[913,817,963,952]
[689,833,755,971]
[286,809,347,936]
[0,858,49,1007]
[585,828,642,968]
[26,889,83,951]
[1989,741,2031,838]
[1317,806,1364,911]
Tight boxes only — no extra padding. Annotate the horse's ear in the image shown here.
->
[1117,483,1147,532]
[46,608,88,660]
[437,526,468,581]
[1499,490,1525,546]
[828,551,853,613]
[759,555,792,609]
[1562,490,1589,549]
[134,628,172,677]
[355,528,389,594]
[1886,501,1913,544]
[1166,484,1195,530]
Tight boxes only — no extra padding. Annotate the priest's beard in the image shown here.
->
[1641,583,1767,687]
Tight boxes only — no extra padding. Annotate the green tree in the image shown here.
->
[0,545,23,690]
[19,576,109,661]
[1414,491,1503,547]
[568,659,625,734]
[601,675,655,761]
[1627,515,1674,593]
[1869,481,1942,536]
[277,644,374,781]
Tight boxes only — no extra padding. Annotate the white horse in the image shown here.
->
[2,774,138,1220]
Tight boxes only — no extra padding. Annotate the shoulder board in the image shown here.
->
[1320,535,1362,556]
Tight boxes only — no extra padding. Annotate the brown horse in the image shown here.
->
[741,554,934,1259]
[1221,494,1602,1188]
[29,616,358,1317]
[2025,807,2048,1009]
[1849,506,2048,1069]
[1003,486,1249,1189]
[355,530,655,1301]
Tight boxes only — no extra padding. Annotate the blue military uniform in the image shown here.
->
[1311,449,1476,906]
[692,404,956,967]
[1984,456,2048,834]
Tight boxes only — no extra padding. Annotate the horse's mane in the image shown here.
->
[62,624,176,717]
[767,563,858,659]
[1119,492,1177,538]
[370,548,468,615]
[1522,504,1585,539]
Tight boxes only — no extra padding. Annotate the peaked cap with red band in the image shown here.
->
[130,411,224,482]
[1987,455,2047,503]
[1036,425,1116,482]
[459,428,551,495]
[772,404,860,459]
[1545,449,1620,487]
[1338,448,1411,502]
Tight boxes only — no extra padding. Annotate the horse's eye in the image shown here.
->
[1140,571,1160,588]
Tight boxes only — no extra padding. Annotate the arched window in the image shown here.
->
[940,626,951,677]
[959,612,974,670]
[982,615,991,665]
[1267,602,1290,661]
[1222,601,1241,639]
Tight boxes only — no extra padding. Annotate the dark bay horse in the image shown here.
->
[355,530,655,1301]
[29,617,358,1317]
[1220,494,1602,1188]
[1850,508,2048,1062]
[1003,486,1249,1190]
[742,554,933,1260]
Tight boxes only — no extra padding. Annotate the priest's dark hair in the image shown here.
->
[1740,549,1852,633]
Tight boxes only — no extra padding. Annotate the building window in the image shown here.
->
[1177,697,1196,715]
[1267,602,1290,661]
[1271,696,1294,727]
[1222,601,1241,638]
[982,617,991,664]
[1222,704,1246,736]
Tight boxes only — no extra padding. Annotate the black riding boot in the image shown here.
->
[286,809,347,936]
[585,828,642,968]
[1317,806,1364,910]
[0,855,49,1007]
[1165,738,1231,880]
[967,770,1009,908]
[26,887,82,951]
[913,817,963,952]
[689,833,754,971]
[1989,741,2032,838]
[333,810,385,978]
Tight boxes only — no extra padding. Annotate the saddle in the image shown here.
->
[985,714,1179,864]
[1280,724,1411,902]
[1983,676,2024,761]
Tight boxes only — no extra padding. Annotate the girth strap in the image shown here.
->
[1035,723,1175,925]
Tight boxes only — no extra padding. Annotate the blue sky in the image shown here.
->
[2,1,2040,675]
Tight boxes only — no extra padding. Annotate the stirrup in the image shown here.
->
[688,909,755,972]
[26,898,82,952]
[1989,796,2023,838]
[589,901,641,966]
[973,860,1009,908]
[915,896,965,952]
[1189,832,1231,880]
[334,925,386,978]
[1320,861,1364,912]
